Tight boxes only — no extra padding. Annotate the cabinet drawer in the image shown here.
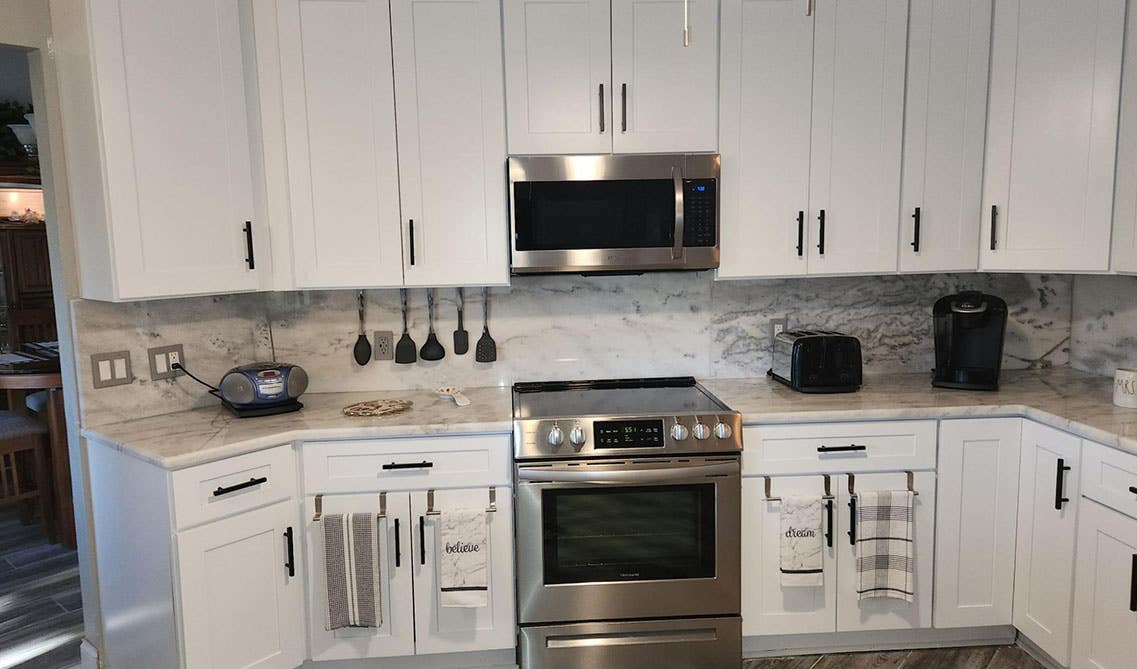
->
[302,434,511,493]
[1081,440,1137,520]
[742,420,937,476]
[171,445,297,530]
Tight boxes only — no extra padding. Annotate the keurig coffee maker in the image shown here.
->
[932,291,1008,390]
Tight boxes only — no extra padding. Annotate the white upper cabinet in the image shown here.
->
[1111,0,1137,274]
[899,0,991,273]
[807,0,907,276]
[392,0,511,287]
[503,0,612,155]
[717,0,814,279]
[56,0,267,301]
[982,0,1124,273]
[610,0,720,154]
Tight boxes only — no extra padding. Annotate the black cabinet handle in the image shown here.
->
[599,83,605,133]
[817,444,867,453]
[382,461,433,471]
[621,83,627,132]
[394,518,401,568]
[419,516,426,565]
[1129,485,1137,497]
[213,476,267,497]
[825,499,834,549]
[1054,457,1072,510]
[283,526,295,577]
[911,207,921,253]
[817,210,826,255]
[990,205,998,250]
[848,495,857,545]
[243,221,255,270]
[408,220,416,266]
[796,211,805,256]
[1130,555,1137,612]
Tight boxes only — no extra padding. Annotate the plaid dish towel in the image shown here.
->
[324,513,382,629]
[855,490,914,602]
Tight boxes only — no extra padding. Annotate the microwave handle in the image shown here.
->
[672,166,684,260]
[517,462,736,484]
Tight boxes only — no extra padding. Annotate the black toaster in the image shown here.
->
[767,330,863,393]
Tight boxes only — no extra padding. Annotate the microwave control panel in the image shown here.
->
[683,179,717,247]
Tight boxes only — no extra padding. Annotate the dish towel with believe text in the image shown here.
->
[780,496,824,587]
[323,512,382,630]
[856,490,915,602]
[438,509,488,608]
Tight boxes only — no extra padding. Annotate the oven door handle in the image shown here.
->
[672,165,685,260]
[517,462,736,484]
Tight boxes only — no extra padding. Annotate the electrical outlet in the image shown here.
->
[769,317,788,347]
[374,330,394,361]
[91,351,133,389]
[148,344,186,381]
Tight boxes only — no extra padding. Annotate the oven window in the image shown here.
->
[542,484,716,584]
[513,179,676,250]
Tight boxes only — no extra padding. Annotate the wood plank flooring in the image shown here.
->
[0,508,82,669]
[745,646,1045,669]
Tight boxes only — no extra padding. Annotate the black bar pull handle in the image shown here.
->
[621,83,627,132]
[599,83,605,133]
[283,526,295,577]
[797,211,805,257]
[1130,554,1137,612]
[817,209,826,255]
[848,495,857,545]
[818,444,867,453]
[1055,457,1072,510]
[213,476,267,497]
[419,516,427,565]
[382,461,433,471]
[243,221,255,270]
[825,499,834,549]
[408,220,416,266]
[1129,485,1137,497]
[990,205,998,250]
[394,518,402,568]
[911,207,921,252]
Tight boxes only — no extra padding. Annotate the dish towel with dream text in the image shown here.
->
[323,512,382,630]
[856,490,915,602]
[780,496,824,587]
[438,509,488,608]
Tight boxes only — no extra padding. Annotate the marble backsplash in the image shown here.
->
[73,272,1073,426]
[1070,274,1137,376]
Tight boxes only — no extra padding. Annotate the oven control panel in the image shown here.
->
[594,420,665,448]
[514,413,742,459]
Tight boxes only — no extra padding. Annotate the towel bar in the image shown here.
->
[311,492,390,522]
[846,471,919,497]
[763,474,835,502]
[426,487,499,516]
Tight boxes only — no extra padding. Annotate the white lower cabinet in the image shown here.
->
[1013,421,1081,665]
[1071,499,1137,669]
[933,418,1021,628]
[176,500,306,669]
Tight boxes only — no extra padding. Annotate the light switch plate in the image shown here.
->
[91,351,133,389]
[148,344,186,380]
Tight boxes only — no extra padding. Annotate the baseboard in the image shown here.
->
[743,626,1018,658]
[301,648,516,669]
[1015,634,1066,669]
[80,639,100,669]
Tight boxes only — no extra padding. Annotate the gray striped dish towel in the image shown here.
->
[855,490,915,602]
[438,509,488,608]
[780,496,824,587]
[324,513,382,629]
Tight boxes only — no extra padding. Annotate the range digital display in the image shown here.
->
[594,419,665,448]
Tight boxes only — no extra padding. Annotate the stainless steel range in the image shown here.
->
[512,377,742,669]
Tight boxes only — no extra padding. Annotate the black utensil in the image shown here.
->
[420,289,445,361]
[453,288,469,355]
[395,289,417,364]
[353,291,371,366]
[475,287,497,363]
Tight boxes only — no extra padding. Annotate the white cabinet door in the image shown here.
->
[899,0,990,273]
[305,494,415,661]
[741,476,837,636]
[176,501,304,669]
[1111,0,1137,275]
[807,0,907,275]
[611,0,719,154]
[1013,421,1081,665]
[717,0,814,279]
[835,471,935,632]
[503,0,612,154]
[391,0,510,287]
[981,0,1124,272]
[1071,499,1137,669]
[934,418,1021,628]
[410,488,515,654]
[83,0,262,299]
[276,0,405,288]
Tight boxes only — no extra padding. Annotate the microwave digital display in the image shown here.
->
[594,420,665,448]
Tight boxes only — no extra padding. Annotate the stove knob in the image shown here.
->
[547,424,565,447]
[671,422,690,441]
[693,421,712,440]
[714,421,733,440]
[569,425,587,449]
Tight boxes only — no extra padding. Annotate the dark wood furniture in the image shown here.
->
[0,409,56,541]
[0,221,56,350]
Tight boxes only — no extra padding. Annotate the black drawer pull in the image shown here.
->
[394,518,401,568]
[825,499,834,549]
[796,211,805,257]
[1054,457,1071,510]
[911,207,921,252]
[818,444,867,453]
[382,461,433,471]
[283,526,295,577]
[848,496,857,545]
[1129,485,1137,497]
[213,476,267,497]
[419,516,426,565]
[1130,555,1137,613]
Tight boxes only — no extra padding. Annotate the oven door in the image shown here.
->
[515,457,740,624]
[508,154,720,274]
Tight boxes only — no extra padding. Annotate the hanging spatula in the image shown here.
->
[419,289,445,361]
[394,288,417,364]
[353,290,371,366]
[453,288,469,355]
[475,287,497,363]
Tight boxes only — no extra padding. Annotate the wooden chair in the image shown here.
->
[0,409,56,541]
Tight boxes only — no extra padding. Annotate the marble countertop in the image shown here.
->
[84,367,1137,470]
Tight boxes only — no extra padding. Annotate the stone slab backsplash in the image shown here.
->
[73,272,1073,426]
[1070,274,1137,377]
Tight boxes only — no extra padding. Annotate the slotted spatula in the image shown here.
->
[475,287,497,363]
[395,289,417,364]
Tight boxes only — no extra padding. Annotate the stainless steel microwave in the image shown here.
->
[508,153,720,274]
